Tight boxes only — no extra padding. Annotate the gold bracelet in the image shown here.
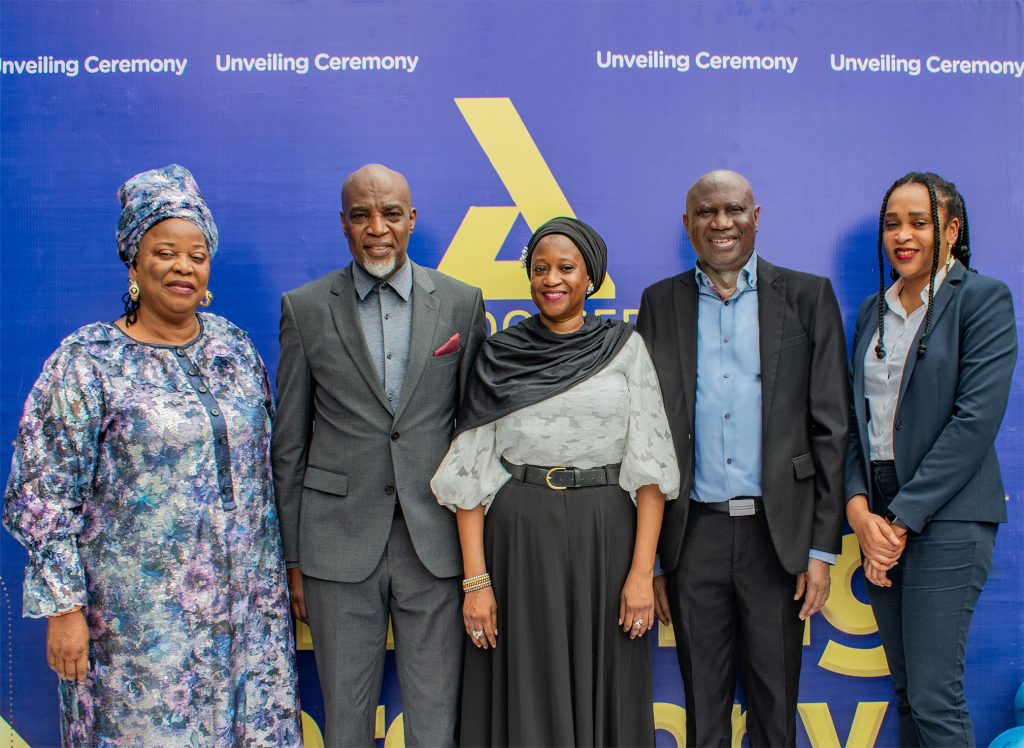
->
[462,573,491,592]
[50,605,83,618]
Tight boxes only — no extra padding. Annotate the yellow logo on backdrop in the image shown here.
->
[437,98,616,300]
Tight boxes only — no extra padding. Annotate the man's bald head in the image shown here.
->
[340,164,416,280]
[685,170,755,213]
[341,164,412,212]
[682,169,760,282]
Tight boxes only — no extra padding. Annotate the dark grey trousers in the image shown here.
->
[304,514,463,747]
[869,462,997,748]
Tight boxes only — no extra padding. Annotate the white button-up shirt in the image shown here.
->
[864,261,953,460]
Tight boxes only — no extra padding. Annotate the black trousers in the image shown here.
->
[666,503,803,748]
[868,462,997,748]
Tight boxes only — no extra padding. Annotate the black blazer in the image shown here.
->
[636,257,849,576]
[844,262,1016,532]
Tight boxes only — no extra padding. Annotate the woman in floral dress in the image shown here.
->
[3,165,301,746]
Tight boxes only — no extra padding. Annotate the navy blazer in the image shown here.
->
[844,262,1017,532]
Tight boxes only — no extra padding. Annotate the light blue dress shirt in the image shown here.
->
[693,253,763,503]
[692,252,835,565]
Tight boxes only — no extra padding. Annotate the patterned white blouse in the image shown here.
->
[431,331,681,511]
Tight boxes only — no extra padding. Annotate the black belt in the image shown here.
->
[500,457,621,490]
[693,496,763,517]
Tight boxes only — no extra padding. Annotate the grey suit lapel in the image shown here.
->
[674,271,699,422]
[896,262,965,408]
[757,258,786,421]
[328,267,394,413]
[393,264,440,423]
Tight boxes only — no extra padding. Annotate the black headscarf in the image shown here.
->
[524,216,608,295]
[456,216,630,435]
[455,313,632,436]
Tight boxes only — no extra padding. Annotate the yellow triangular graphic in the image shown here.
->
[438,98,615,300]
[0,717,30,748]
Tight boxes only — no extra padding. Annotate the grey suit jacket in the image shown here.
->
[845,263,1016,532]
[636,257,849,576]
[272,261,486,582]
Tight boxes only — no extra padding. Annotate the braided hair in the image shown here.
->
[874,183,899,359]
[873,172,969,359]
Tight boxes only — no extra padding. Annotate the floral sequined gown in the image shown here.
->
[3,314,301,747]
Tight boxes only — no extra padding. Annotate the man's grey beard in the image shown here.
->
[361,256,398,279]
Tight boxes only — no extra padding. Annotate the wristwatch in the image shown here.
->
[884,510,909,531]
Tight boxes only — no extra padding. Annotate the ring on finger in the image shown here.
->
[471,629,484,640]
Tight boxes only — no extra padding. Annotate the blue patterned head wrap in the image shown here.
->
[116,164,219,266]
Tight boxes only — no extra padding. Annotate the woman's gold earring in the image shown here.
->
[200,290,214,307]
[128,279,141,302]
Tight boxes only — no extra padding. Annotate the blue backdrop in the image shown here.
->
[2,2,1022,746]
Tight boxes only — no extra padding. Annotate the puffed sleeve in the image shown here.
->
[619,335,681,501]
[430,421,511,512]
[3,343,102,617]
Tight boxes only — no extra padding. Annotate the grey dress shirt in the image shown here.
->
[352,260,413,407]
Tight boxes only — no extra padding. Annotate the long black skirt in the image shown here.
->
[460,477,654,747]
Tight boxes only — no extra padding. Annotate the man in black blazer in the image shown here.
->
[636,170,848,747]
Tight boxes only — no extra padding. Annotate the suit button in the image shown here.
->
[895,419,903,430]
[391,431,400,441]
[385,485,395,495]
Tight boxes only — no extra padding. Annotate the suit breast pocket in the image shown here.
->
[302,465,348,497]
[780,331,809,351]
[430,350,461,367]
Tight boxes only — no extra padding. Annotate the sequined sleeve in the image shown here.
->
[3,342,102,617]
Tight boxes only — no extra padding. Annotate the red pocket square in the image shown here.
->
[433,333,461,357]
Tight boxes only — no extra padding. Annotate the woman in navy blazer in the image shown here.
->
[845,172,1017,747]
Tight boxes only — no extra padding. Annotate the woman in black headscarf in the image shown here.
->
[431,217,679,746]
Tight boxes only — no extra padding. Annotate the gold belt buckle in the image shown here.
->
[545,466,568,490]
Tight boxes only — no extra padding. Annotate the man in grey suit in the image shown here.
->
[273,164,486,747]
[636,170,848,747]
